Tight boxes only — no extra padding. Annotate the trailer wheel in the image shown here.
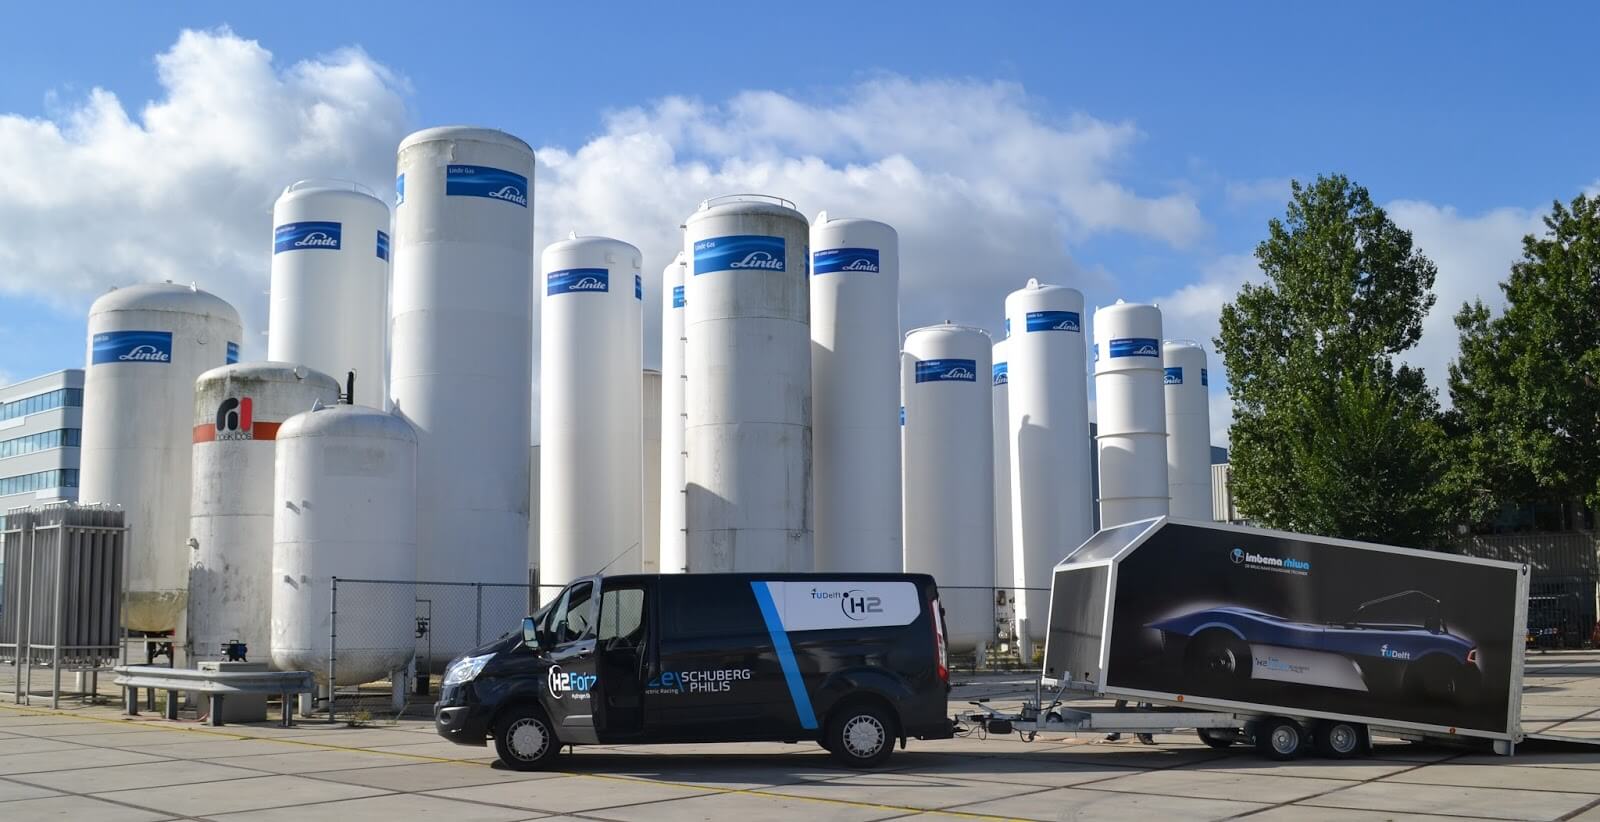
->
[1253,718,1304,761]
[1197,728,1235,749]
[1314,721,1366,759]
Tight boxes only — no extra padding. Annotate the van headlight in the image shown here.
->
[442,653,495,686]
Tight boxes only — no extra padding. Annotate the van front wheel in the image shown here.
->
[493,705,560,771]
[826,703,896,768]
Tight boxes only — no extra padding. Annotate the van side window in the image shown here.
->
[548,580,597,645]
[665,578,763,638]
[599,587,646,644]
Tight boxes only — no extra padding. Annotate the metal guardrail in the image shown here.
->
[113,664,314,727]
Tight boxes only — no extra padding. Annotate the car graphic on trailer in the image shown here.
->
[1148,590,1481,703]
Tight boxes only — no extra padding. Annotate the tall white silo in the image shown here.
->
[267,180,390,408]
[901,324,994,654]
[643,368,662,572]
[539,236,644,597]
[390,126,533,653]
[189,363,340,664]
[683,195,812,572]
[1005,280,1094,651]
[810,214,901,572]
[1093,301,1169,527]
[1164,340,1212,520]
[990,337,1013,641]
[80,283,242,636]
[659,253,687,573]
[271,404,416,685]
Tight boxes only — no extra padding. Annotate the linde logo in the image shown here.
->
[730,251,783,270]
[295,231,338,248]
[548,268,609,296]
[1379,644,1412,660]
[1229,546,1311,572]
[1025,310,1081,333]
[993,362,1008,386]
[548,665,597,697]
[841,258,878,271]
[813,247,880,275]
[215,397,254,441]
[915,358,978,383]
[1109,337,1161,358]
[274,221,342,254]
[572,277,606,290]
[120,345,170,362]
[1164,367,1183,385]
[488,185,528,206]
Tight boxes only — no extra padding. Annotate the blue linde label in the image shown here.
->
[1202,368,1209,386]
[446,165,529,207]
[1092,343,1099,362]
[812,247,880,275]
[548,268,609,295]
[672,285,685,308]
[693,235,785,275]
[1005,318,1011,337]
[92,330,172,364]
[376,230,390,261]
[899,406,905,426]
[1025,310,1081,333]
[226,341,239,364]
[395,174,405,206]
[273,221,341,254]
[1164,366,1183,385]
[1109,337,1160,358]
[915,358,977,383]
[993,362,1008,386]
[635,274,643,300]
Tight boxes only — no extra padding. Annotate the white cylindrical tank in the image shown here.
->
[683,195,812,572]
[390,127,533,652]
[990,337,1013,638]
[80,283,242,634]
[1005,280,1094,649]
[271,404,416,684]
[539,236,644,595]
[901,324,994,653]
[659,253,688,574]
[810,214,901,572]
[642,369,662,572]
[1164,340,1212,520]
[189,363,340,664]
[1093,301,1169,527]
[267,180,391,408]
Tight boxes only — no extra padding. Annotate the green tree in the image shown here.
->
[1448,194,1600,528]
[1217,174,1458,547]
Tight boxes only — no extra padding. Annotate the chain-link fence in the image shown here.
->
[1451,531,1599,649]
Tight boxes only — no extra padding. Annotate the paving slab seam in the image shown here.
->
[1223,751,1465,819]
[1556,795,1600,821]
[1534,706,1600,734]
[0,767,216,820]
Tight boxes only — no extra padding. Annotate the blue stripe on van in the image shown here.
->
[750,581,819,730]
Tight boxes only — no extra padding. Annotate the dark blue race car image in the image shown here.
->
[1148,590,1482,704]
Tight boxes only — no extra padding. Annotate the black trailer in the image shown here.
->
[963,517,1537,758]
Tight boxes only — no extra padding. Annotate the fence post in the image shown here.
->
[328,577,338,723]
[474,583,484,646]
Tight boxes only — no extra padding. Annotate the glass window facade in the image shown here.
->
[0,388,83,421]
[0,428,80,459]
[0,469,79,497]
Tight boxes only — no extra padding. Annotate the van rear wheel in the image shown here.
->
[494,705,560,771]
[826,703,896,768]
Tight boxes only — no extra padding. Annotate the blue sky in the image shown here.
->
[2,2,1596,441]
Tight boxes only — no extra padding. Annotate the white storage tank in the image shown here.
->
[271,403,417,684]
[990,337,1013,639]
[643,369,662,572]
[683,195,812,572]
[659,253,688,574]
[80,283,242,635]
[1164,340,1212,520]
[267,180,391,408]
[189,363,340,664]
[390,126,533,654]
[539,236,644,596]
[810,214,901,572]
[1093,301,1169,527]
[1005,280,1094,650]
[901,323,994,654]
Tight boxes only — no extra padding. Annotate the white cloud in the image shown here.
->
[1224,177,1292,208]
[1385,200,1544,398]
[0,28,409,354]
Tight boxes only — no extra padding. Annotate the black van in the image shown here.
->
[434,572,954,770]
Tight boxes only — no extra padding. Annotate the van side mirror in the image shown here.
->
[522,616,541,649]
